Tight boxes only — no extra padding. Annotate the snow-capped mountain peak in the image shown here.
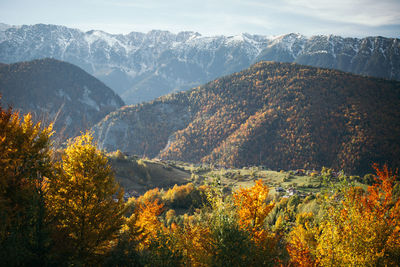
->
[0,23,399,104]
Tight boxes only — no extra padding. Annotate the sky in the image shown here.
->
[0,0,399,38]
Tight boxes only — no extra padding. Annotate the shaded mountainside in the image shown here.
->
[1,23,399,104]
[94,98,192,156]
[93,62,400,175]
[107,153,191,195]
[0,58,124,138]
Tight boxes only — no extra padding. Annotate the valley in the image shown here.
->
[109,152,366,199]
[1,19,399,266]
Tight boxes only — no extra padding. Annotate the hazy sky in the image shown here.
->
[1,0,399,37]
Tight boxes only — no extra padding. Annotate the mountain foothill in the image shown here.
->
[1,23,400,175]
[0,58,124,139]
[93,61,400,175]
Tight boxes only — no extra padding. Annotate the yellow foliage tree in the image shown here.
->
[316,165,400,266]
[0,104,54,266]
[177,222,214,266]
[286,212,318,267]
[287,165,400,266]
[48,132,125,264]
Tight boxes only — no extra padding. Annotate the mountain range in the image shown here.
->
[92,61,400,175]
[0,23,399,104]
[0,58,124,138]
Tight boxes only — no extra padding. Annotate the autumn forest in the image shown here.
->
[94,62,400,175]
[2,0,400,264]
[1,94,400,266]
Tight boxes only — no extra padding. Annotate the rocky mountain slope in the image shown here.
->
[0,58,124,138]
[92,61,400,175]
[0,23,399,104]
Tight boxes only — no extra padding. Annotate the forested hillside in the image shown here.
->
[3,100,399,266]
[94,61,400,174]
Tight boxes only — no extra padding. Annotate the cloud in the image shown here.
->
[282,0,400,26]
[102,0,168,9]
[1,0,398,37]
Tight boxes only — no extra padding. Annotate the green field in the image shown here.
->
[108,152,367,198]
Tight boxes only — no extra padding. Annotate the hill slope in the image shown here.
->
[93,62,400,174]
[1,23,399,104]
[107,153,191,195]
[0,58,124,138]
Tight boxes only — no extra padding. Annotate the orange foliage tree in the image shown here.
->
[177,222,214,266]
[126,198,164,249]
[233,179,275,243]
[232,179,281,265]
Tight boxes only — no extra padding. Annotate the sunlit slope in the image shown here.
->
[94,61,400,174]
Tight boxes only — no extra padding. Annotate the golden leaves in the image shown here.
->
[47,131,125,260]
[234,180,274,230]
[233,179,274,244]
[287,221,318,267]
[287,165,400,266]
[127,198,164,249]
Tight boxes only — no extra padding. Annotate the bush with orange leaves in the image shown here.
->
[287,164,400,266]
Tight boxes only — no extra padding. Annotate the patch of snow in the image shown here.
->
[351,43,360,54]
[226,34,244,44]
[108,98,118,107]
[310,50,329,55]
[79,86,100,111]
[268,33,305,58]
[327,36,337,58]
[0,23,11,31]
[84,30,138,54]
[380,47,387,59]
[56,88,71,101]
[187,33,200,41]
[65,115,72,126]
[85,30,116,46]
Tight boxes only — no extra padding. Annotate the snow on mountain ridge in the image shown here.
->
[0,23,316,71]
[0,23,399,105]
[0,23,12,32]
